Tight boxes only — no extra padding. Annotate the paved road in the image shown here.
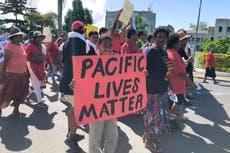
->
[0,78,229,153]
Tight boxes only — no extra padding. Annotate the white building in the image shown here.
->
[213,18,230,40]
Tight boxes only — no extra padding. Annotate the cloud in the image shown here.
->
[81,0,108,27]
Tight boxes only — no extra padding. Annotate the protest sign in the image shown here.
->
[42,26,52,42]
[86,24,99,37]
[73,53,147,125]
[0,34,9,62]
[119,0,134,25]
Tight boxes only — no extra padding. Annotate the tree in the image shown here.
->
[190,21,208,30]
[135,14,149,32]
[63,0,93,32]
[0,0,32,27]
[202,37,230,54]
[23,10,58,33]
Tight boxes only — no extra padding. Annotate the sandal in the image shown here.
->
[35,102,48,109]
[145,142,162,153]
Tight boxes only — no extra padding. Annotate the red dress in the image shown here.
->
[26,43,45,81]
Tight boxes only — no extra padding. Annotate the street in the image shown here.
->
[0,78,229,153]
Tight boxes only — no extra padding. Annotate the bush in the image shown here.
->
[198,52,230,73]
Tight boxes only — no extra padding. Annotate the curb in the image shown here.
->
[195,68,230,77]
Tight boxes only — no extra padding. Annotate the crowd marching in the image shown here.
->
[0,8,217,153]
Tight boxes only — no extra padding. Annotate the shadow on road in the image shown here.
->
[0,115,32,152]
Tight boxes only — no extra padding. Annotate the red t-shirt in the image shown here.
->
[46,42,59,57]
[205,51,216,68]
[110,32,121,53]
[167,48,186,94]
[121,40,139,54]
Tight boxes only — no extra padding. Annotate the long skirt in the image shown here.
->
[205,67,216,78]
[143,93,171,140]
[0,72,29,108]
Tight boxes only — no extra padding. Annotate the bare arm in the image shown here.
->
[0,50,11,83]
[111,9,123,32]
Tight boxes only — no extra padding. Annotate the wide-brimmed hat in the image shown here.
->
[32,31,46,40]
[8,27,24,39]
[177,31,191,41]
[71,20,84,31]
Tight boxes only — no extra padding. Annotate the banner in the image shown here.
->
[86,25,99,37]
[119,0,134,25]
[73,53,147,125]
[0,34,9,63]
[42,26,52,43]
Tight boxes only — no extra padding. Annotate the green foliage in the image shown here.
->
[135,14,149,32]
[190,21,208,30]
[202,37,230,54]
[63,0,93,32]
[0,0,32,27]
[198,52,230,72]
[23,10,58,33]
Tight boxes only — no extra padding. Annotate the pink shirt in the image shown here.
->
[110,32,121,53]
[4,42,27,74]
[121,40,139,54]
[167,48,186,94]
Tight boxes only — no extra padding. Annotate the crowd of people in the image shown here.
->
[0,9,218,153]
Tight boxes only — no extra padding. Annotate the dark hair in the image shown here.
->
[167,33,180,49]
[154,27,169,38]
[88,30,98,37]
[127,29,137,39]
[147,35,154,42]
[99,27,108,35]
[98,35,112,45]
[138,31,144,38]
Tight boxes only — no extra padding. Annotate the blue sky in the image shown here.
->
[1,0,229,30]
[105,0,230,30]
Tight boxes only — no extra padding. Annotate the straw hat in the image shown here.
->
[32,31,46,40]
[8,27,24,39]
[177,31,191,41]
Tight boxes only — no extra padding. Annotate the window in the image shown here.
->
[210,37,214,41]
[219,26,222,32]
[227,27,230,32]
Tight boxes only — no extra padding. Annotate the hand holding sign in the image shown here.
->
[119,0,134,25]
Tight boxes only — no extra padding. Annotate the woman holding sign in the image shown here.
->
[88,35,118,153]
[143,28,173,153]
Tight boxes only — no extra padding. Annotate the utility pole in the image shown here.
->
[193,0,202,69]
[194,0,202,56]
[58,0,62,36]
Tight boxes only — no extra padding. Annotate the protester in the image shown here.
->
[0,27,29,116]
[110,9,132,54]
[141,34,154,53]
[26,31,48,108]
[88,35,118,153]
[167,33,197,120]
[143,28,172,153]
[203,47,217,84]
[59,20,86,151]
[177,30,194,100]
[121,29,141,54]
[86,30,99,55]
[137,30,147,49]
[46,34,60,85]
[99,27,109,36]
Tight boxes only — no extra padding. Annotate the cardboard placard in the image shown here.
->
[119,0,134,25]
[86,25,99,37]
[73,53,147,125]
